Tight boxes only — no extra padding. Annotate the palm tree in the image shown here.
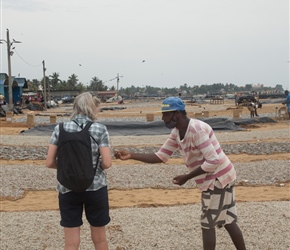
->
[49,72,61,90]
[89,77,107,91]
[67,74,79,89]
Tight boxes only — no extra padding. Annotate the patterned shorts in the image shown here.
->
[200,181,237,229]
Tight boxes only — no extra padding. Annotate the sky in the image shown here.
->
[0,0,289,90]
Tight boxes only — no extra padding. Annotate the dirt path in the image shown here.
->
[1,183,289,212]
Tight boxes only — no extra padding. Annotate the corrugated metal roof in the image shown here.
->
[14,77,28,87]
[0,73,8,85]
[0,74,28,88]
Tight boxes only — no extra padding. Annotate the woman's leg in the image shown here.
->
[64,227,81,250]
[91,226,108,250]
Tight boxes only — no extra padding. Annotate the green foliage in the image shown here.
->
[67,74,78,89]
[275,84,284,91]
[28,72,285,96]
[89,77,108,91]
[245,84,252,91]
[27,79,39,92]
[49,72,61,90]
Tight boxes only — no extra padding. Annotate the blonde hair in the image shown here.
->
[93,96,101,107]
[70,92,98,120]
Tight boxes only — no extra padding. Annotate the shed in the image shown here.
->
[0,73,28,104]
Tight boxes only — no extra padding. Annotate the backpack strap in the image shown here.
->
[59,122,64,131]
[72,120,98,144]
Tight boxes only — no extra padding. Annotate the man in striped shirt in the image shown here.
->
[114,97,246,250]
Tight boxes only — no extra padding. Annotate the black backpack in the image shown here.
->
[57,121,99,193]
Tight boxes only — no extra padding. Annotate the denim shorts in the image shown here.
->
[59,186,110,228]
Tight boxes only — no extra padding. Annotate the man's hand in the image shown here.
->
[114,150,131,160]
[172,174,189,186]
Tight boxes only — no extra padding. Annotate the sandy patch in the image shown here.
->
[1,184,289,212]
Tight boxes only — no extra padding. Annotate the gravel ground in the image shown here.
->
[1,202,289,250]
[1,159,289,199]
[1,114,290,250]
[0,125,289,156]
[0,141,289,161]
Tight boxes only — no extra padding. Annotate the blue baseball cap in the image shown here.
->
[161,97,185,112]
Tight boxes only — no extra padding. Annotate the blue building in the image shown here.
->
[0,73,28,104]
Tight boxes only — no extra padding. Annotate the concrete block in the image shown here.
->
[6,111,13,123]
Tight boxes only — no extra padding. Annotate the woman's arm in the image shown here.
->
[46,144,58,169]
[99,147,112,169]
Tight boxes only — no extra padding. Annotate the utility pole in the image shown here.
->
[47,73,51,102]
[0,29,21,111]
[116,73,124,97]
[116,73,119,97]
[42,60,47,110]
[6,29,13,111]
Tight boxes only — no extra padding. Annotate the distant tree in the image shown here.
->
[274,84,284,91]
[146,85,159,95]
[49,72,62,90]
[75,82,86,92]
[245,84,252,91]
[124,88,131,96]
[178,83,188,94]
[162,87,179,95]
[59,80,68,90]
[67,74,79,89]
[198,84,210,94]
[27,79,39,92]
[89,77,107,91]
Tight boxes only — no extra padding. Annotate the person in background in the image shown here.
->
[114,97,246,250]
[0,94,6,106]
[46,92,111,250]
[282,90,290,119]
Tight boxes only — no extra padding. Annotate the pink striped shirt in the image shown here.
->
[156,119,236,191]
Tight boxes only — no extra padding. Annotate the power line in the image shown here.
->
[103,75,123,83]
[103,77,118,83]
[13,49,42,67]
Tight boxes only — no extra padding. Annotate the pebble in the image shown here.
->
[0,141,289,160]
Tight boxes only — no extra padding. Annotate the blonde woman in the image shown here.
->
[46,92,111,250]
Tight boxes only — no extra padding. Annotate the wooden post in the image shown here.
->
[50,114,57,124]
[233,109,242,118]
[26,112,35,127]
[146,113,154,122]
